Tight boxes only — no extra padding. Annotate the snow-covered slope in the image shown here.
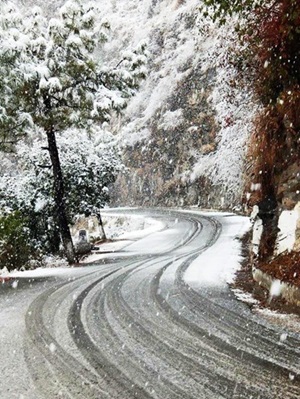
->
[103,0,257,209]
[17,0,257,209]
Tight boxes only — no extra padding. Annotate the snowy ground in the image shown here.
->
[82,211,166,262]
[0,209,250,283]
[0,210,165,279]
[1,208,300,399]
[184,211,251,287]
[2,207,298,331]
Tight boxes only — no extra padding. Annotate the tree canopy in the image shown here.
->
[0,0,147,149]
[201,0,264,23]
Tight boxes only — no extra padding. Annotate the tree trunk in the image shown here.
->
[46,126,76,264]
[257,194,279,261]
[96,210,106,240]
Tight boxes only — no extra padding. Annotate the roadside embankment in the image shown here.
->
[253,266,300,307]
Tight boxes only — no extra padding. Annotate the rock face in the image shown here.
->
[246,127,300,260]
[295,203,300,252]
[274,162,300,255]
[277,162,300,210]
[113,65,221,207]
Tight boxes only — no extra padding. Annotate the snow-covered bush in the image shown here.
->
[0,211,39,271]
[0,128,123,256]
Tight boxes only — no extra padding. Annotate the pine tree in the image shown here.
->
[0,1,147,263]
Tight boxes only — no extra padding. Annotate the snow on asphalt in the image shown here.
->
[184,213,251,287]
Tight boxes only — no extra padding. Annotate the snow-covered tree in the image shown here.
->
[0,128,123,255]
[0,0,147,262]
[201,0,265,23]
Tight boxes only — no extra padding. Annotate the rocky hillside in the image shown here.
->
[109,0,256,209]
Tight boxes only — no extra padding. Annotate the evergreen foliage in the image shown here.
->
[0,211,37,271]
[201,0,264,23]
[0,129,122,256]
[0,0,147,149]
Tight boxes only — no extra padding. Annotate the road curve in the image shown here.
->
[1,208,300,399]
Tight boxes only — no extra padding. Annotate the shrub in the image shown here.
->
[0,211,38,271]
[0,128,123,257]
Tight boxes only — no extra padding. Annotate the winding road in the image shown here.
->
[0,208,300,399]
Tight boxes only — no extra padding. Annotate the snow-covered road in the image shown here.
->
[0,208,300,398]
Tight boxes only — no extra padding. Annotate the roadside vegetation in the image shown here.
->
[0,129,123,270]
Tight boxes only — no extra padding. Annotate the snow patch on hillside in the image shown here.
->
[113,0,201,147]
[190,24,258,200]
[276,209,298,255]
[102,0,258,201]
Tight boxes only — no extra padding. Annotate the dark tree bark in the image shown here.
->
[46,125,76,264]
[96,210,106,240]
[257,194,279,261]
